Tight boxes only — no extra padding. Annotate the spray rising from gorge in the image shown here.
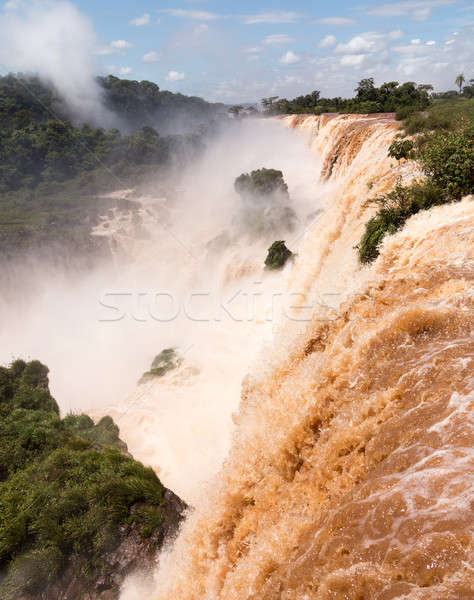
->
[113,114,474,599]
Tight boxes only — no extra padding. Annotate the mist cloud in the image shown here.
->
[0,0,114,125]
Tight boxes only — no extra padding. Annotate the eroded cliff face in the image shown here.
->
[146,115,473,599]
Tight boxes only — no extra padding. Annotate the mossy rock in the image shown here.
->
[264,241,293,270]
[139,348,182,384]
[234,168,288,198]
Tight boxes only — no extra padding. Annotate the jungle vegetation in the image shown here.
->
[0,358,183,599]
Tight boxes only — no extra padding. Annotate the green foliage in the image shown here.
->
[139,348,181,383]
[264,241,293,270]
[99,75,224,133]
[359,95,474,264]
[402,97,474,134]
[234,168,288,198]
[233,169,296,237]
[388,138,415,161]
[358,182,445,263]
[228,105,244,118]
[0,359,173,599]
[455,73,465,93]
[264,79,432,116]
[418,128,474,199]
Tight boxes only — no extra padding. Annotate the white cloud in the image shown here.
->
[119,66,132,75]
[160,9,219,21]
[425,40,436,45]
[110,39,132,49]
[411,38,421,44]
[313,17,355,26]
[318,34,337,48]
[263,34,294,45]
[388,29,404,39]
[335,32,384,54]
[340,54,366,66]
[244,11,300,24]
[243,45,263,53]
[4,0,22,10]
[193,23,209,35]
[279,50,301,64]
[142,51,160,63]
[130,13,150,26]
[367,1,456,22]
[166,70,185,81]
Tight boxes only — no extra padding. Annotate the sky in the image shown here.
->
[0,0,473,103]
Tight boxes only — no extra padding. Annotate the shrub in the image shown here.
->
[388,138,415,161]
[358,182,446,263]
[419,128,474,199]
[395,105,416,121]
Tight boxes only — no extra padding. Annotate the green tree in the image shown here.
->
[455,73,465,93]
[228,105,244,118]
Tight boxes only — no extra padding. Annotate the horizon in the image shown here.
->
[0,1,472,105]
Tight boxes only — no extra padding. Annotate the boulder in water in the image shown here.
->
[264,240,293,270]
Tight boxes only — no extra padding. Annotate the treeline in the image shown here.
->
[100,75,225,133]
[0,73,225,134]
[261,78,433,117]
[0,74,224,194]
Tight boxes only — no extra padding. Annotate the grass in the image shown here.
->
[403,97,474,134]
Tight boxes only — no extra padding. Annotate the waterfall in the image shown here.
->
[125,114,474,600]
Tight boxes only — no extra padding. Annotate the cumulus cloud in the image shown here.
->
[335,32,385,54]
[110,39,132,49]
[119,66,132,75]
[243,46,263,54]
[279,50,301,64]
[388,29,404,39]
[166,70,185,81]
[411,38,421,44]
[263,34,294,45]
[313,17,355,26]
[244,11,301,24]
[340,54,366,66]
[318,34,337,48]
[130,13,150,26]
[425,40,436,45]
[160,9,219,21]
[367,1,456,22]
[142,51,160,63]
[97,39,133,56]
[0,0,114,125]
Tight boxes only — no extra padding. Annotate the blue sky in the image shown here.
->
[2,1,474,102]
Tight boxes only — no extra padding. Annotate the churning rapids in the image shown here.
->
[122,114,473,599]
